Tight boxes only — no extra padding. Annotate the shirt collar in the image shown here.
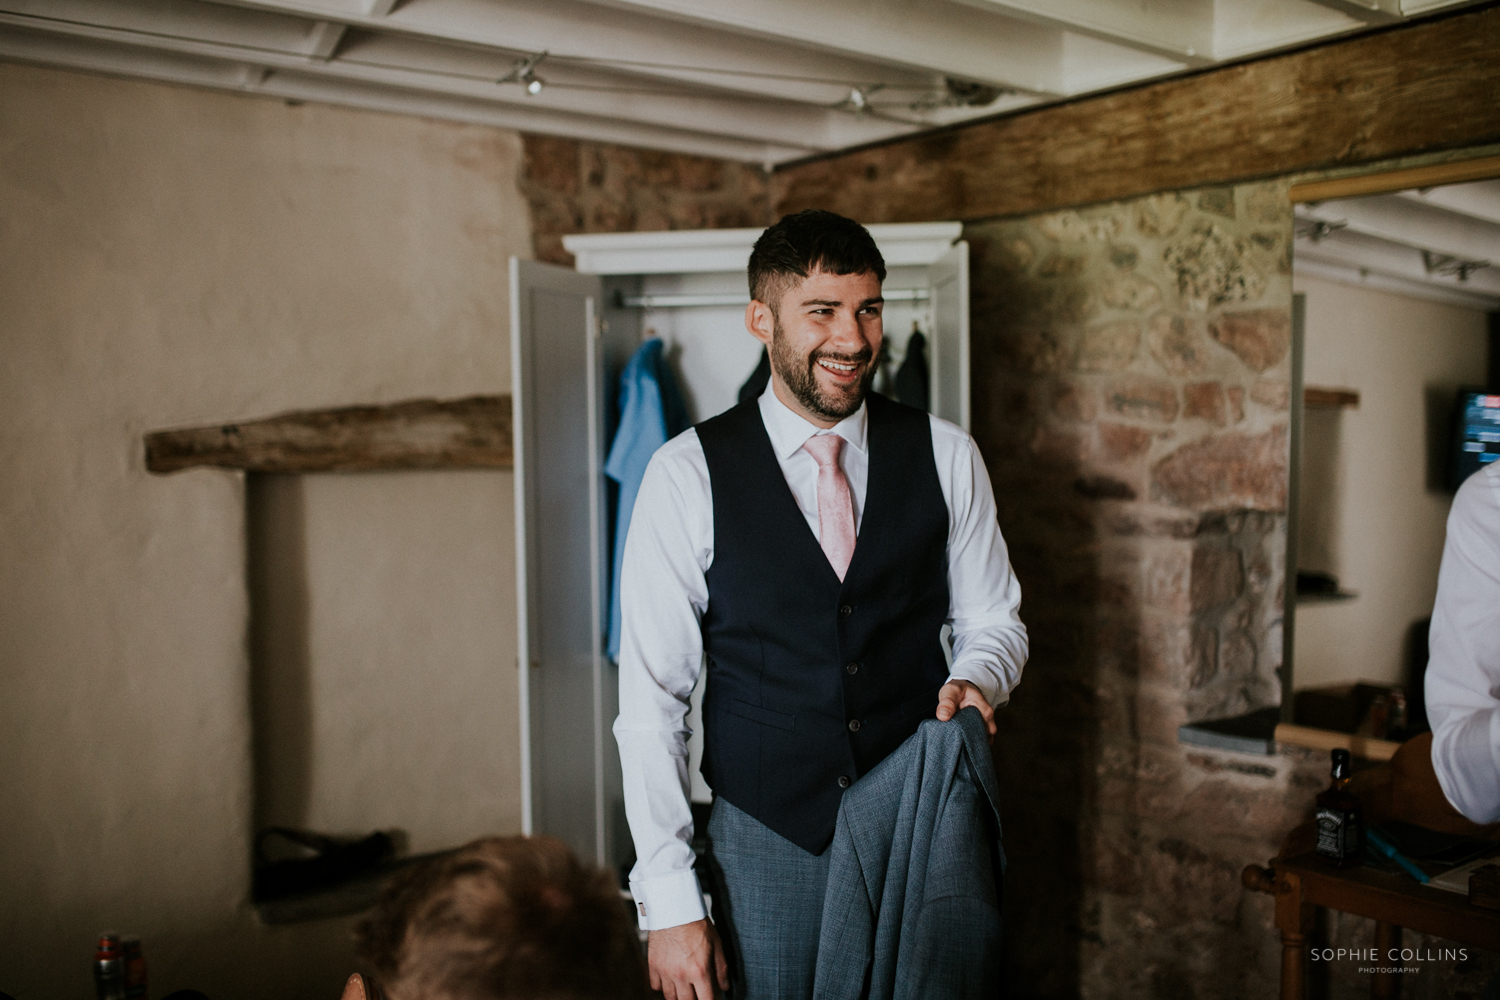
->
[758,382,868,461]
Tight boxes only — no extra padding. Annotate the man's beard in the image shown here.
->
[769,318,876,422]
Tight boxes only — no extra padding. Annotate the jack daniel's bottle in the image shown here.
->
[1315,748,1363,866]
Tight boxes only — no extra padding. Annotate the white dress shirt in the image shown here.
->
[1426,460,1500,825]
[612,388,1028,931]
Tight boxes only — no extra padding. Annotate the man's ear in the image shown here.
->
[745,299,775,348]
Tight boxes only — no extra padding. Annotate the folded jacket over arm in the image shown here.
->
[813,706,1005,1000]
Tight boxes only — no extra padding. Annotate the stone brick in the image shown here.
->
[1147,314,1210,377]
[1227,385,1246,423]
[1183,381,1228,425]
[1139,617,1215,686]
[1144,838,1243,925]
[1162,221,1268,311]
[1245,183,1290,224]
[1101,272,1163,311]
[1175,779,1305,843]
[1198,187,1237,218]
[1151,426,1288,510]
[1078,320,1142,371]
[1089,827,1143,895]
[1059,286,1100,323]
[998,323,1077,373]
[1031,425,1090,468]
[1142,544,1191,613]
[1219,629,1257,680]
[1190,545,1244,611]
[1210,308,1291,372]
[1075,474,1137,500]
[522,134,580,195]
[1099,422,1153,461]
[1038,253,1087,277]
[1250,378,1290,411]
[1135,193,1190,238]
[996,236,1036,274]
[1105,377,1178,423]
[1038,210,1124,242]
[1051,379,1098,421]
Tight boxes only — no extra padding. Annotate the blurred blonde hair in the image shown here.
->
[357,835,648,1000]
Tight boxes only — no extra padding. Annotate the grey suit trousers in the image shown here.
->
[705,797,832,999]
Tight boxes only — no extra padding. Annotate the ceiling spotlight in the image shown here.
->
[499,51,548,95]
[848,87,867,112]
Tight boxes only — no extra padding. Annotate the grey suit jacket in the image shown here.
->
[812,706,1005,1000]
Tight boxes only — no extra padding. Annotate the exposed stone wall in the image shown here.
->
[520,134,771,265]
[971,181,1305,998]
[968,180,1495,999]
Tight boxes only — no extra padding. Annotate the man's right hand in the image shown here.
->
[648,917,730,1000]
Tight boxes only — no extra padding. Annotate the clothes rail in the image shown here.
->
[615,289,931,309]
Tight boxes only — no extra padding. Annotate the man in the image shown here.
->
[613,210,1028,999]
[354,835,649,1000]
[1427,458,1500,825]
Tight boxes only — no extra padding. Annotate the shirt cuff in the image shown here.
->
[629,869,707,931]
[945,669,1002,708]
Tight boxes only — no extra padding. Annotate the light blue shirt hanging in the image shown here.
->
[605,338,690,661]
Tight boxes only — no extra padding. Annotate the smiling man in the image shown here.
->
[613,210,1028,999]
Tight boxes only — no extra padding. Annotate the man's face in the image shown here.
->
[754,269,884,425]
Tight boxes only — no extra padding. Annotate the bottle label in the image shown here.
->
[1316,807,1360,860]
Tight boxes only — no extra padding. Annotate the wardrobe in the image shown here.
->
[509,222,969,869]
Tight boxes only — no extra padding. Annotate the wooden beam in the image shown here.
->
[144,396,513,474]
[771,5,1500,223]
[1290,153,1500,203]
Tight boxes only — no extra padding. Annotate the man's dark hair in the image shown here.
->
[748,209,886,308]
[356,835,648,1000]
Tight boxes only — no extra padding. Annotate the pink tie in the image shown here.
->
[802,434,856,581]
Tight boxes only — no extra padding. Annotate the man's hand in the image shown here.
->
[648,917,730,1000]
[937,679,996,744]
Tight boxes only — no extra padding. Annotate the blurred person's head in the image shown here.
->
[356,835,647,1000]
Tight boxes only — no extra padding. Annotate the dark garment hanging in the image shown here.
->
[894,331,930,412]
[738,348,772,404]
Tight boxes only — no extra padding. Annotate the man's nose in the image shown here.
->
[827,310,872,353]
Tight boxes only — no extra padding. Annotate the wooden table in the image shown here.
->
[1242,733,1500,999]
[1245,845,1500,999]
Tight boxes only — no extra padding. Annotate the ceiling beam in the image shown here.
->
[1297,0,1403,26]
[0,25,809,161]
[565,0,1070,94]
[201,0,984,107]
[1395,182,1500,227]
[0,2,912,153]
[304,20,345,59]
[1296,197,1500,265]
[948,0,1214,65]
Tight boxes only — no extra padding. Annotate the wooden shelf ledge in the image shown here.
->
[1304,386,1360,409]
[145,395,513,474]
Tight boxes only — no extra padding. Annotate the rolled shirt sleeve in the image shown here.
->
[931,418,1029,707]
[1426,463,1500,825]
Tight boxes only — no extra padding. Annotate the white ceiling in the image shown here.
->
[0,0,1485,166]
[1295,180,1500,310]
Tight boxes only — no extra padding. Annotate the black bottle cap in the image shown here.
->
[1331,747,1351,778]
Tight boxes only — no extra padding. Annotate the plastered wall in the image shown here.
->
[0,62,529,997]
[1292,274,1489,690]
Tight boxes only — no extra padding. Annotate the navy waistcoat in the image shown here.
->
[696,392,951,854]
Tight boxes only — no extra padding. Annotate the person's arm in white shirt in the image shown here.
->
[612,432,714,932]
[1426,464,1500,825]
[931,418,1029,708]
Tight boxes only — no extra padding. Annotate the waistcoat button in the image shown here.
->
[848,719,861,733]
[840,605,853,616]
[845,662,859,675]
[837,775,851,789]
